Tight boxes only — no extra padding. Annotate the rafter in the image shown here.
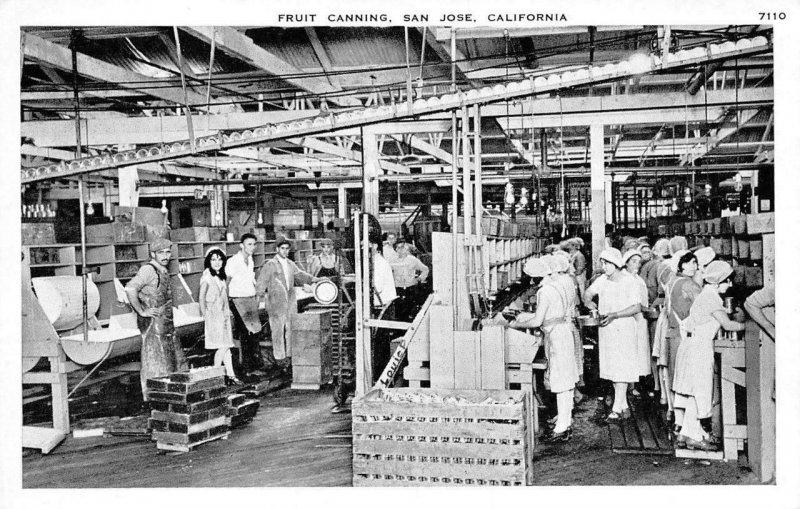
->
[182,27,360,107]
[21,32,210,108]
[303,28,343,90]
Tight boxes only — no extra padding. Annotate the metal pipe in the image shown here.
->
[135,162,773,188]
[71,30,89,344]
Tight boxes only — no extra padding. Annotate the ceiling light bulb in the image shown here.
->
[160,199,168,214]
[85,203,95,216]
[215,211,222,223]
[257,212,264,225]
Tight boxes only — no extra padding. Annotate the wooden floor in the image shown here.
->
[23,387,760,487]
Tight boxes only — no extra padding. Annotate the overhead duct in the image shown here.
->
[685,61,723,95]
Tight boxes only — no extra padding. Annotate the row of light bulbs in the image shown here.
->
[22,35,770,183]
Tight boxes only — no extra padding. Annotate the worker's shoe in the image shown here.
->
[674,434,687,448]
[685,436,716,452]
[543,427,573,443]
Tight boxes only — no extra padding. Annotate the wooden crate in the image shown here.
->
[730,215,747,235]
[352,388,532,487]
[746,212,774,234]
[22,222,56,245]
[750,239,763,260]
[291,309,332,331]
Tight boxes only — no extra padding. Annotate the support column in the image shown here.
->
[361,127,380,215]
[262,193,275,232]
[338,186,348,221]
[118,167,139,207]
[590,123,606,270]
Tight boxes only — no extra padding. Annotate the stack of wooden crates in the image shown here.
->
[290,310,333,390]
[352,388,533,486]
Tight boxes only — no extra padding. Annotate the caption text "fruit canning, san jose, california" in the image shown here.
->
[276,13,568,23]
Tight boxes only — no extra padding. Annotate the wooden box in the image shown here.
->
[730,238,739,258]
[684,222,692,235]
[113,206,165,226]
[730,215,747,235]
[169,227,226,242]
[737,239,750,259]
[746,213,774,235]
[292,329,332,366]
[750,240,763,260]
[719,217,731,235]
[292,364,332,386]
[86,222,146,244]
[22,222,56,245]
[710,238,724,254]
[745,266,763,288]
[352,388,532,487]
[733,265,746,286]
[709,218,721,235]
[291,309,332,331]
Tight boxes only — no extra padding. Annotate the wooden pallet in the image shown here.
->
[607,396,673,456]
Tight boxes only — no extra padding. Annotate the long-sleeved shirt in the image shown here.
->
[373,253,397,307]
[226,251,256,298]
[391,255,430,289]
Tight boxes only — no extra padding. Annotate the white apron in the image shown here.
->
[672,313,719,419]
[540,282,579,394]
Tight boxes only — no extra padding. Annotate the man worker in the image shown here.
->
[227,233,271,377]
[256,237,325,374]
[390,241,430,321]
[382,232,399,263]
[125,238,187,402]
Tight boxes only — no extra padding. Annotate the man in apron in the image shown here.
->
[125,238,187,402]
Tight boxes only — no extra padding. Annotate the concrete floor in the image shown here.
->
[22,386,760,488]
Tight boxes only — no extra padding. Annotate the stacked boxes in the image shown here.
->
[290,310,333,389]
[352,388,533,486]
[146,367,230,452]
[226,393,260,428]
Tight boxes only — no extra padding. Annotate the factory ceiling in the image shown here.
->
[20,25,774,202]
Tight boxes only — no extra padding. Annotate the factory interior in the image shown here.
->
[10,21,795,498]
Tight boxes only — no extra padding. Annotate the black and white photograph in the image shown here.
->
[3,0,799,506]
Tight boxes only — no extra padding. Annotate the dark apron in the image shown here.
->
[138,262,185,398]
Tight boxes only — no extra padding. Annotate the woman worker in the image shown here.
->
[584,248,641,421]
[672,261,745,450]
[507,256,578,442]
[622,249,652,385]
[198,248,241,386]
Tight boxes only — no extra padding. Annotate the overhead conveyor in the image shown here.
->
[21,35,772,185]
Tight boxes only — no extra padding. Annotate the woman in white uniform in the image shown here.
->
[672,261,745,450]
[584,248,642,421]
[622,249,652,380]
[509,256,578,442]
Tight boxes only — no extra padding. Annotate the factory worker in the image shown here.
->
[308,238,351,281]
[382,232,399,263]
[694,246,716,277]
[256,237,324,375]
[227,233,269,377]
[509,257,578,442]
[391,241,430,322]
[673,261,745,451]
[643,238,671,306]
[584,248,641,421]
[622,249,652,382]
[125,238,187,402]
[669,236,689,256]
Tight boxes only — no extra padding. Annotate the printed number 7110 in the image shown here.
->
[759,12,786,20]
